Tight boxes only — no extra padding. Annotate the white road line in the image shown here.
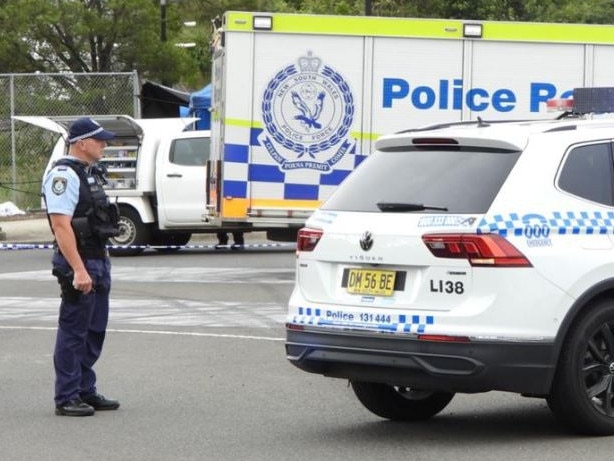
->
[0,266,293,333]
[0,325,284,341]
[0,297,287,328]
[0,267,295,284]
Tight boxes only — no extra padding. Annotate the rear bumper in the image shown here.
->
[286,328,556,395]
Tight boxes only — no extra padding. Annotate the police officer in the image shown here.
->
[42,117,121,417]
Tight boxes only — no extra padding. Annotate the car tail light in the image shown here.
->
[297,227,323,252]
[422,233,532,267]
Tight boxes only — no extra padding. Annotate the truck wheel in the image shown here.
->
[350,381,454,421]
[547,299,614,435]
[108,207,150,256]
[151,232,192,253]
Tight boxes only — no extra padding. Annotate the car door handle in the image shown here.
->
[167,173,183,178]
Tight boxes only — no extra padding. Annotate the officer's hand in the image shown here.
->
[73,268,93,294]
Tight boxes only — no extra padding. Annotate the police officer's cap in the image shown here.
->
[68,117,116,144]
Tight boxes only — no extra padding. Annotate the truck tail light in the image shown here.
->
[297,228,323,252]
[422,233,532,267]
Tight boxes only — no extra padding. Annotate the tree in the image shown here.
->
[1,0,613,90]
[0,0,196,84]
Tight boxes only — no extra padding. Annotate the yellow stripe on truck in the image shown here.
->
[225,118,377,141]
[224,118,263,129]
[225,12,464,39]
[224,11,614,45]
[483,21,614,44]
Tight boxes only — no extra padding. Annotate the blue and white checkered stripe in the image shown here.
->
[292,307,434,334]
[478,211,614,236]
[222,127,367,201]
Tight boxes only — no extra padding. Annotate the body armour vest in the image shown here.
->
[48,158,120,259]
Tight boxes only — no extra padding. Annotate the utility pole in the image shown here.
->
[160,0,169,85]
[160,0,167,42]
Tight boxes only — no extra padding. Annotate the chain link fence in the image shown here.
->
[0,72,140,211]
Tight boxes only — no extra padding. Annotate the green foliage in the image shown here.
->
[1,0,614,89]
[0,0,194,84]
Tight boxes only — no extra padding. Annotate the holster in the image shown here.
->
[52,266,81,303]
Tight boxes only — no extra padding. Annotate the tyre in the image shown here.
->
[108,207,150,256]
[151,232,192,254]
[351,381,454,421]
[547,299,614,435]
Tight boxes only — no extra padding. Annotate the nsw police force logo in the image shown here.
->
[260,52,355,172]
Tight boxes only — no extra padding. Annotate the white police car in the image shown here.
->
[286,88,614,435]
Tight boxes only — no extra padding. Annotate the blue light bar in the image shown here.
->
[573,87,614,114]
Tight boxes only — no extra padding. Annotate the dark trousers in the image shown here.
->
[217,231,244,245]
[52,252,111,405]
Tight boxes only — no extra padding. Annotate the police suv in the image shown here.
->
[286,88,614,435]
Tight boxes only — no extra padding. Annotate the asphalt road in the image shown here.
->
[0,246,613,460]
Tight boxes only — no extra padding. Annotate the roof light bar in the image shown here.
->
[546,98,574,112]
[573,87,614,114]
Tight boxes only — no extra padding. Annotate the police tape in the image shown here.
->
[0,242,296,251]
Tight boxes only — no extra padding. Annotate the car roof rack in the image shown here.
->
[396,117,537,134]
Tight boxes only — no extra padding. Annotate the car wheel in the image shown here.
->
[351,381,454,421]
[151,232,192,253]
[547,299,614,435]
[108,207,150,256]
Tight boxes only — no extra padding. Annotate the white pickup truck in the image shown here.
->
[17,114,235,255]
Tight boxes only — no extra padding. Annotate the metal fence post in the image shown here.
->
[133,70,141,118]
[9,74,16,204]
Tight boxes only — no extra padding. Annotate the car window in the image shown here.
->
[170,137,210,166]
[558,142,614,206]
[321,147,520,213]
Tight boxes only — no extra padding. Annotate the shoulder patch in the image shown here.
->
[51,177,67,195]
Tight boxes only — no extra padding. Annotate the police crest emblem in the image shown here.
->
[261,52,355,172]
[51,177,67,195]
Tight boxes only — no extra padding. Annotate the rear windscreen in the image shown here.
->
[322,147,521,213]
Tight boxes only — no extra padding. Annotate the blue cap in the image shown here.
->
[68,117,115,143]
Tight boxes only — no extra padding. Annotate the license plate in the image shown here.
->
[346,269,396,296]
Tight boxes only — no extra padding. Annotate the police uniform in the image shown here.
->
[42,117,120,416]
